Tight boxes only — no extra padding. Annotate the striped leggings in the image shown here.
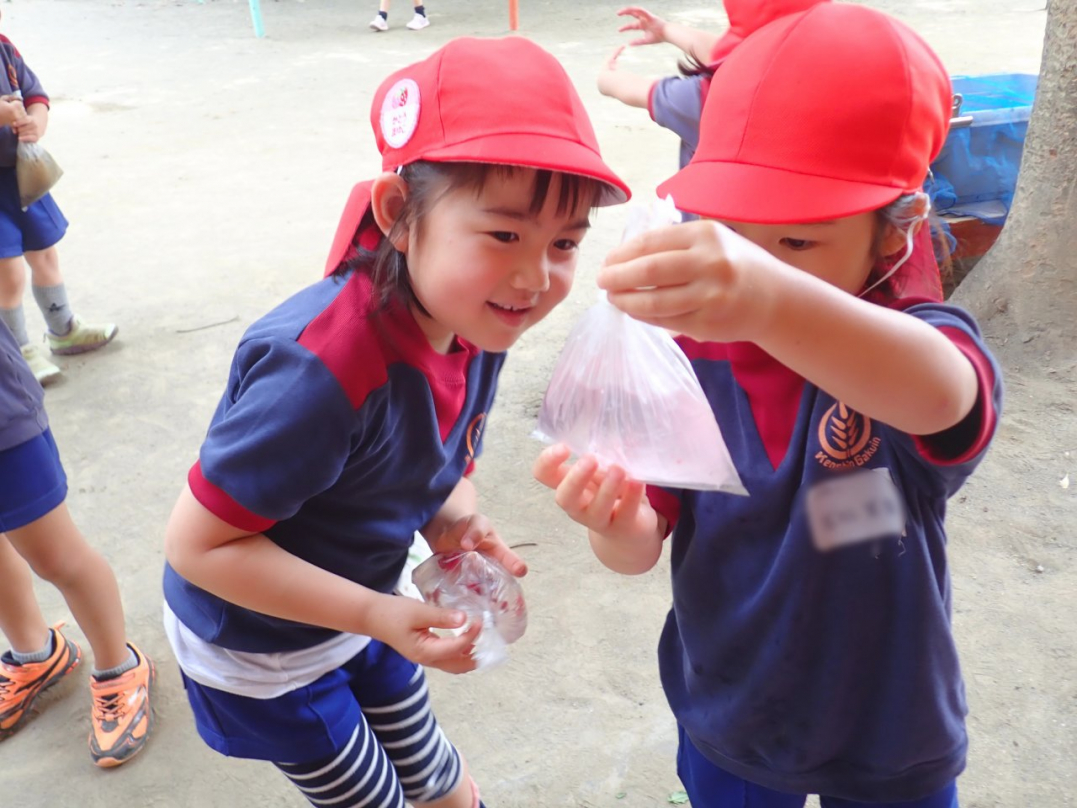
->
[275,667,478,808]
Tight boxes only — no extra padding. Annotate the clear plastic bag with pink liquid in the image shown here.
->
[533,197,747,495]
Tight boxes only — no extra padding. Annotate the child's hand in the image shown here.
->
[0,97,25,128]
[13,115,41,143]
[370,594,483,675]
[533,445,661,543]
[432,514,528,578]
[617,6,668,46]
[598,219,783,344]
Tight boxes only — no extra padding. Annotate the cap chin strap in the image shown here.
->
[858,197,931,299]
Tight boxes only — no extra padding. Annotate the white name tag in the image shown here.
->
[805,468,906,553]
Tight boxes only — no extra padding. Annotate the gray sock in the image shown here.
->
[11,631,55,664]
[92,647,137,681]
[32,284,72,336]
[0,304,30,346]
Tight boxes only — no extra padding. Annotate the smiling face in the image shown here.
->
[383,167,595,353]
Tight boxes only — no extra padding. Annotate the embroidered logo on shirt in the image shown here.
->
[380,78,421,149]
[464,413,486,466]
[815,402,881,470]
[6,65,18,90]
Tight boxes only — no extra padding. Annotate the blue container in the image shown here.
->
[928,73,1038,224]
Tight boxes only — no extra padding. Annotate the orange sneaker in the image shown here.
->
[0,622,82,740]
[89,643,155,768]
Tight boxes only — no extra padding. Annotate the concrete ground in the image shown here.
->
[0,1,1068,806]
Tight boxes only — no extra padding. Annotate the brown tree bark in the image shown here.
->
[954,0,1077,370]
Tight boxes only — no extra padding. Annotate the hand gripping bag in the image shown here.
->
[533,197,746,495]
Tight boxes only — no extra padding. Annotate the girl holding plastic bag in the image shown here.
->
[163,37,628,808]
[536,6,1000,807]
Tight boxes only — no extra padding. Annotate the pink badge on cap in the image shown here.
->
[380,78,421,149]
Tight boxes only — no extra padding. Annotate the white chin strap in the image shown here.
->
[859,227,915,298]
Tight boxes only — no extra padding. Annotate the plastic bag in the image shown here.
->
[412,551,527,670]
[16,141,63,210]
[533,196,747,495]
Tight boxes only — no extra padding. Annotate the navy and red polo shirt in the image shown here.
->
[164,269,505,653]
[648,302,1001,802]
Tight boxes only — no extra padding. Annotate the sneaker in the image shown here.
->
[89,643,155,768]
[46,315,118,357]
[369,14,388,31]
[20,343,62,386]
[406,13,430,30]
[0,622,83,740]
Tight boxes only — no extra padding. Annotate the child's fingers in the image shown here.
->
[611,479,648,530]
[607,283,701,323]
[418,602,468,631]
[532,444,573,489]
[554,455,603,519]
[586,464,629,524]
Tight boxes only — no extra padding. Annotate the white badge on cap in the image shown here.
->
[805,467,906,553]
[380,78,421,149]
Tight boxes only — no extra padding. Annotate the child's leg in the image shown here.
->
[24,246,71,336]
[353,646,478,808]
[820,783,958,808]
[676,725,807,808]
[0,534,51,653]
[4,502,128,670]
[0,255,30,345]
[24,247,117,355]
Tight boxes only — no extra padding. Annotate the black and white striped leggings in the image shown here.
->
[275,667,477,807]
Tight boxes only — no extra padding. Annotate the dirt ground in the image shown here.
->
[0,0,1071,806]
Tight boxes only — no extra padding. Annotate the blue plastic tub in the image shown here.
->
[928,73,1038,224]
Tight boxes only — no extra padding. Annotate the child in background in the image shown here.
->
[537,5,998,807]
[0,321,154,767]
[599,1,828,170]
[370,0,430,32]
[0,16,117,385]
[163,37,627,808]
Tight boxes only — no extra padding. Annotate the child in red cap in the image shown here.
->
[163,37,627,808]
[538,5,998,807]
[599,1,829,171]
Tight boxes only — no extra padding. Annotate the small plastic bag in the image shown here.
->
[533,196,747,494]
[411,551,527,670]
[15,141,63,210]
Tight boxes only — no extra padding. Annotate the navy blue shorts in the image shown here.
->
[677,726,959,808]
[181,639,425,763]
[0,429,67,532]
[0,166,68,259]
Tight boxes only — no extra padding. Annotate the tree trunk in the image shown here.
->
[954,0,1077,371]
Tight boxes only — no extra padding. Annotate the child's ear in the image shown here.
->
[370,171,410,254]
[879,194,930,257]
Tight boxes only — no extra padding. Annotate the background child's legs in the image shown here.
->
[0,255,31,345]
[4,503,128,670]
[0,534,51,654]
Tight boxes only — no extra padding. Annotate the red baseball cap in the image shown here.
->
[660,4,952,223]
[709,0,830,64]
[372,36,629,206]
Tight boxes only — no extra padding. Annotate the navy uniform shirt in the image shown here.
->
[164,271,505,652]
[648,302,1001,802]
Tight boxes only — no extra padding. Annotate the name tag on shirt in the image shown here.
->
[805,467,906,552]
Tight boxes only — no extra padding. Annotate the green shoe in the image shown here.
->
[20,344,62,385]
[47,316,118,356]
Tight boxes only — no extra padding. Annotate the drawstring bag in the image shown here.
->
[412,551,527,670]
[533,197,746,495]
